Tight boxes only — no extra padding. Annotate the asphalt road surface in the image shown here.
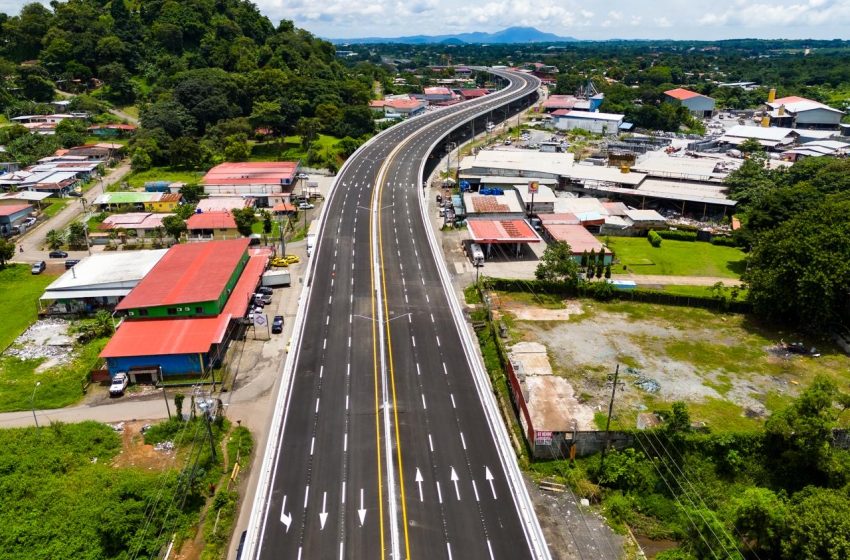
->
[248,69,548,560]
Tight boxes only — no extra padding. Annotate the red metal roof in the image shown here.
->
[538,213,580,225]
[0,204,32,216]
[772,96,809,105]
[116,238,250,310]
[202,162,298,186]
[99,315,230,358]
[466,219,541,244]
[664,88,701,101]
[187,212,237,230]
[222,254,268,317]
[460,89,489,98]
[541,224,610,254]
[273,203,296,213]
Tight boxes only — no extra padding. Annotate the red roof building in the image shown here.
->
[100,315,231,358]
[187,211,238,230]
[117,238,250,316]
[539,224,612,263]
[663,88,701,101]
[0,203,33,217]
[466,219,541,244]
[459,89,489,100]
[202,162,299,197]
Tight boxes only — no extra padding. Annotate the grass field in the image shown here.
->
[250,134,341,162]
[42,197,69,218]
[658,284,748,300]
[0,265,57,351]
[123,167,205,189]
[0,337,107,412]
[604,237,746,278]
[499,293,850,431]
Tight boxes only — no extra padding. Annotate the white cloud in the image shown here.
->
[655,16,672,28]
[699,0,850,27]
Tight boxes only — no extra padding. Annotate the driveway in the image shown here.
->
[12,161,132,263]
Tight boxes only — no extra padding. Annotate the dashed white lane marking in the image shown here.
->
[310,437,315,455]
[421,394,427,409]
[460,432,466,450]
[429,433,434,452]
[315,398,320,413]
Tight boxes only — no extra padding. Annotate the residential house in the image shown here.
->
[187,211,240,240]
[144,193,182,213]
[99,213,171,238]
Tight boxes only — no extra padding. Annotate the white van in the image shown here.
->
[470,243,485,266]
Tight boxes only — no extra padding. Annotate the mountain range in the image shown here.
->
[329,26,577,45]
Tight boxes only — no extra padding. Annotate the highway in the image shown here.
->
[246,69,548,560]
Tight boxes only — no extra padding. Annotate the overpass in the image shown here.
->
[244,69,548,560]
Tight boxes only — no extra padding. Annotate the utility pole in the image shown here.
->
[599,364,624,471]
[162,383,172,420]
[204,409,217,462]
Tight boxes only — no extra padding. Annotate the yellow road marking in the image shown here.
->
[369,186,386,560]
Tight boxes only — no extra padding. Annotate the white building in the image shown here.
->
[719,125,799,150]
[664,88,716,118]
[40,250,168,315]
[767,96,844,130]
[551,110,624,134]
[512,183,556,214]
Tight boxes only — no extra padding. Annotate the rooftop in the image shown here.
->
[202,162,298,186]
[768,96,843,115]
[0,204,32,216]
[467,219,541,244]
[100,213,170,230]
[196,197,254,213]
[116,238,250,310]
[552,110,624,122]
[100,315,231,358]
[94,191,163,205]
[187,211,238,230]
[221,254,268,317]
[512,183,556,203]
[541,224,610,254]
[463,192,524,214]
[664,88,705,101]
[42,250,168,296]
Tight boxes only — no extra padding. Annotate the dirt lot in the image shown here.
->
[496,293,850,430]
[110,420,176,471]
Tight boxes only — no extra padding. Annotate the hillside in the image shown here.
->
[0,0,378,170]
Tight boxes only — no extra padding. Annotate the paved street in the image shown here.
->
[11,161,131,263]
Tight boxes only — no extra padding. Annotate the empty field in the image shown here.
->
[497,292,850,431]
[605,237,746,278]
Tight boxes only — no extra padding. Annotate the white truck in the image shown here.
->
[306,220,319,257]
[261,270,291,287]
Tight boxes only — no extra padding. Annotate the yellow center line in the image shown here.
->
[378,155,412,560]
[369,187,386,560]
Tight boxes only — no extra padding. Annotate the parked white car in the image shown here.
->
[109,372,129,396]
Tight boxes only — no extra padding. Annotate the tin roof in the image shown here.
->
[116,238,250,310]
[99,315,231,358]
[466,219,541,244]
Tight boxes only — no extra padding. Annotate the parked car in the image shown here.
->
[22,217,36,227]
[109,372,129,396]
[64,259,80,269]
[298,202,315,210]
[48,250,68,258]
[257,286,274,296]
[252,296,265,307]
[31,261,46,275]
[296,172,309,180]
[272,315,284,334]
[254,292,272,305]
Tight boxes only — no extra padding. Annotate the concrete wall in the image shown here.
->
[533,430,635,459]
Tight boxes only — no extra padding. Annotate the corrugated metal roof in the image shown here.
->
[187,212,237,230]
[466,219,541,244]
[116,238,249,310]
[541,224,610,254]
[202,162,297,186]
[99,315,231,358]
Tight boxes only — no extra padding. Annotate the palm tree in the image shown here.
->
[45,229,65,251]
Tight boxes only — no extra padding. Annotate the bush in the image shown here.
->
[648,230,663,247]
[710,235,739,247]
[656,229,697,241]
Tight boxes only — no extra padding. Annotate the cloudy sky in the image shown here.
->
[2,0,850,40]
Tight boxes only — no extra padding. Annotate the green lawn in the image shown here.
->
[42,197,69,218]
[251,219,281,237]
[605,237,746,278]
[0,337,107,412]
[123,167,205,189]
[0,265,57,351]
[249,134,342,162]
[658,284,748,301]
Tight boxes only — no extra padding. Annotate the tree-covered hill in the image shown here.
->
[0,1,377,168]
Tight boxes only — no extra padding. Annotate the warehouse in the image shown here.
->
[201,162,299,202]
[538,222,612,265]
[39,250,168,315]
[101,239,267,379]
[551,110,624,134]
[767,96,844,130]
[719,125,799,150]
[663,88,716,118]
[0,204,33,235]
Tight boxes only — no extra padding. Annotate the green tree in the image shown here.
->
[54,118,87,149]
[782,487,850,560]
[745,194,850,332]
[223,134,250,161]
[738,138,763,154]
[162,216,186,243]
[604,264,611,279]
[731,487,787,557]
[765,376,848,488]
[179,183,205,204]
[131,149,152,171]
[169,137,202,169]
[296,117,321,149]
[45,229,65,251]
[535,242,580,285]
[0,238,15,268]
[174,393,185,420]
[262,210,272,234]
[66,222,87,250]
[248,100,284,135]
[231,208,256,237]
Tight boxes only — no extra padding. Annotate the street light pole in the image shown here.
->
[31,381,41,428]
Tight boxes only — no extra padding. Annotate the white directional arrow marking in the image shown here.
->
[280,495,292,533]
[450,467,461,501]
[415,468,424,502]
[358,488,367,526]
[485,467,497,500]
[319,492,328,530]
